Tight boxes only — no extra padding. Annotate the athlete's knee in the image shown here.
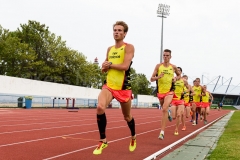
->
[124,115,131,122]
[96,104,106,114]
[162,107,168,113]
[176,114,181,118]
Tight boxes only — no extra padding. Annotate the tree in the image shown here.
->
[0,26,37,77]
[130,68,152,97]
[1,21,152,93]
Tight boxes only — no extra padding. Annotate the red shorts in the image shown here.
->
[157,91,178,100]
[184,102,191,107]
[192,102,202,107]
[201,102,210,108]
[102,85,133,103]
[171,100,184,106]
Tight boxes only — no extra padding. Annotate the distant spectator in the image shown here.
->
[218,102,223,111]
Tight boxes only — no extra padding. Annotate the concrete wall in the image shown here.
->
[0,75,101,99]
[0,75,159,107]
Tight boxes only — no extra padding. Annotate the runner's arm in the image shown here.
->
[172,65,181,80]
[101,47,112,73]
[190,85,195,96]
[150,64,163,82]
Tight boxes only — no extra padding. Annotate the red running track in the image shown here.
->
[0,108,229,160]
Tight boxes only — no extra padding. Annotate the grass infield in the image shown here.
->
[210,105,238,110]
[207,110,240,160]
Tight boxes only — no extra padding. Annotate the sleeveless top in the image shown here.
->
[106,43,132,90]
[173,78,185,100]
[157,63,174,94]
[202,91,210,103]
[192,86,202,102]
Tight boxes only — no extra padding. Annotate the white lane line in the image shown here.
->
[0,116,161,135]
[0,120,161,147]
[0,113,156,126]
[42,124,177,160]
[143,112,230,160]
[42,112,224,160]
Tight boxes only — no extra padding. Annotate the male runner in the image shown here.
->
[170,67,188,135]
[150,49,181,140]
[192,78,205,125]
[182,75,195,130]
[201,85,214,124]
[93,21,136,155]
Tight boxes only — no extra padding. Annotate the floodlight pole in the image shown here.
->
[157,4,170,63]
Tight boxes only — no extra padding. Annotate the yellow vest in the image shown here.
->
[157,64,174,94]
[192,86,202,102]
[202,91,210,102]
[173,78,184,100]
[106,44,132,90]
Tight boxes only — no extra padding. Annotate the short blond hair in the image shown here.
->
[113,21,128,32]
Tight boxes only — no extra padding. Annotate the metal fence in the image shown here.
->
[0,93,154,108]
[0,94,98,108]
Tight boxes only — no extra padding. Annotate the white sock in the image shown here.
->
[160,130,164,134]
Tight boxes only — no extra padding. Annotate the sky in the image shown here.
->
[1,0,240,94]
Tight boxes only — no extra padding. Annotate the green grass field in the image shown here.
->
[207,111,240,160]
[211,105,238,110]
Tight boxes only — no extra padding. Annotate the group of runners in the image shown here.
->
[92,21,214,155]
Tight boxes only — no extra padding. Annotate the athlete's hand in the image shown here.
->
[172,77,177,83]
[158,72,164,79]
[101,68,109,73]
[102,61,111,70]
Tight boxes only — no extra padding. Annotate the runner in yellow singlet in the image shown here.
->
[181,75,195,130]
[150,49,181,140]
[191,78,205,125]
[93,21,136,155]
[170,67,189,136]
[201,85,213,124]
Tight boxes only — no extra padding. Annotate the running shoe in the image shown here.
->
[168,109,172,122]
[192,121,196,126]
[129,138,137,152]
[174,131,179,136]
[182,126,186,131]
[204,120,208,125]
[158,133,164,140]
[93,141,108,155]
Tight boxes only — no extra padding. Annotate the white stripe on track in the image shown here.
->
[0,120,160,147]
[42,123,177,160]
[42,112,224,160]
[0,115,161,135]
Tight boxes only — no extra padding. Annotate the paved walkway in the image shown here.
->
[161,111,234,160]
[233,105,240,110]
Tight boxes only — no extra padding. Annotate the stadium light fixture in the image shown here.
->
[157,4,170,63]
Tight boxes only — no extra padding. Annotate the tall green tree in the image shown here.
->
[0,26,37,77]
[130,68,152,97]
